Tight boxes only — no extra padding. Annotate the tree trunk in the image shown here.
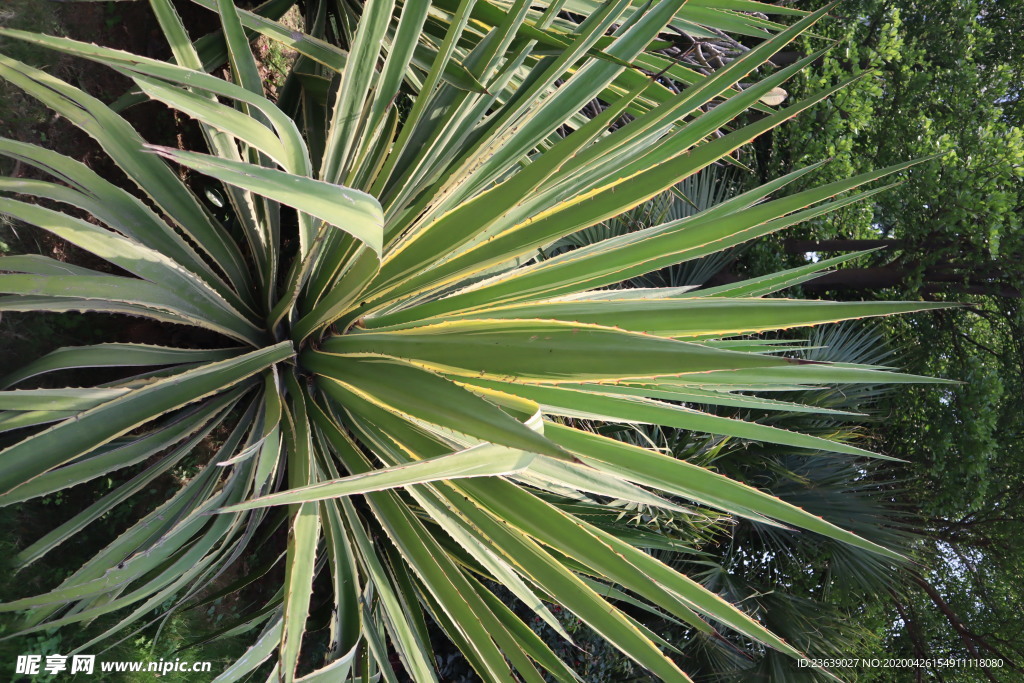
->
[783,238,906,253]
[802,266,909,291]
[802,265,1022,297]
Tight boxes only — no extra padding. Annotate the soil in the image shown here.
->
[4,1,218,161]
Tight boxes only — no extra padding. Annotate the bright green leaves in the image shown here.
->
[278,375,320,681]
[218,446,537,511]
[149,147,385,257]
[0,53,253,300]
[302,352,569,459]
[1,344,244,388]
[385,298,950,338]
[456,377,891,458]
[0,343,292,496]
[330,319,795,382]
[0,2,946,682]
[547,423,905,559]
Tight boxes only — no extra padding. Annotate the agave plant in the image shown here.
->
[0,1,948,680]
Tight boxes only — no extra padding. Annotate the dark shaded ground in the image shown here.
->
[1,0,217,164]
[0,1,232,377]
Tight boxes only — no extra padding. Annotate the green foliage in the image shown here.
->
[0,1,949,681]
[766,0,1023,253]
[749,1,1024,677]
[753,0,1024,514]
[764,0,1024,532]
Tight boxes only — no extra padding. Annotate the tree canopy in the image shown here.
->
[749,0,1024,677]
